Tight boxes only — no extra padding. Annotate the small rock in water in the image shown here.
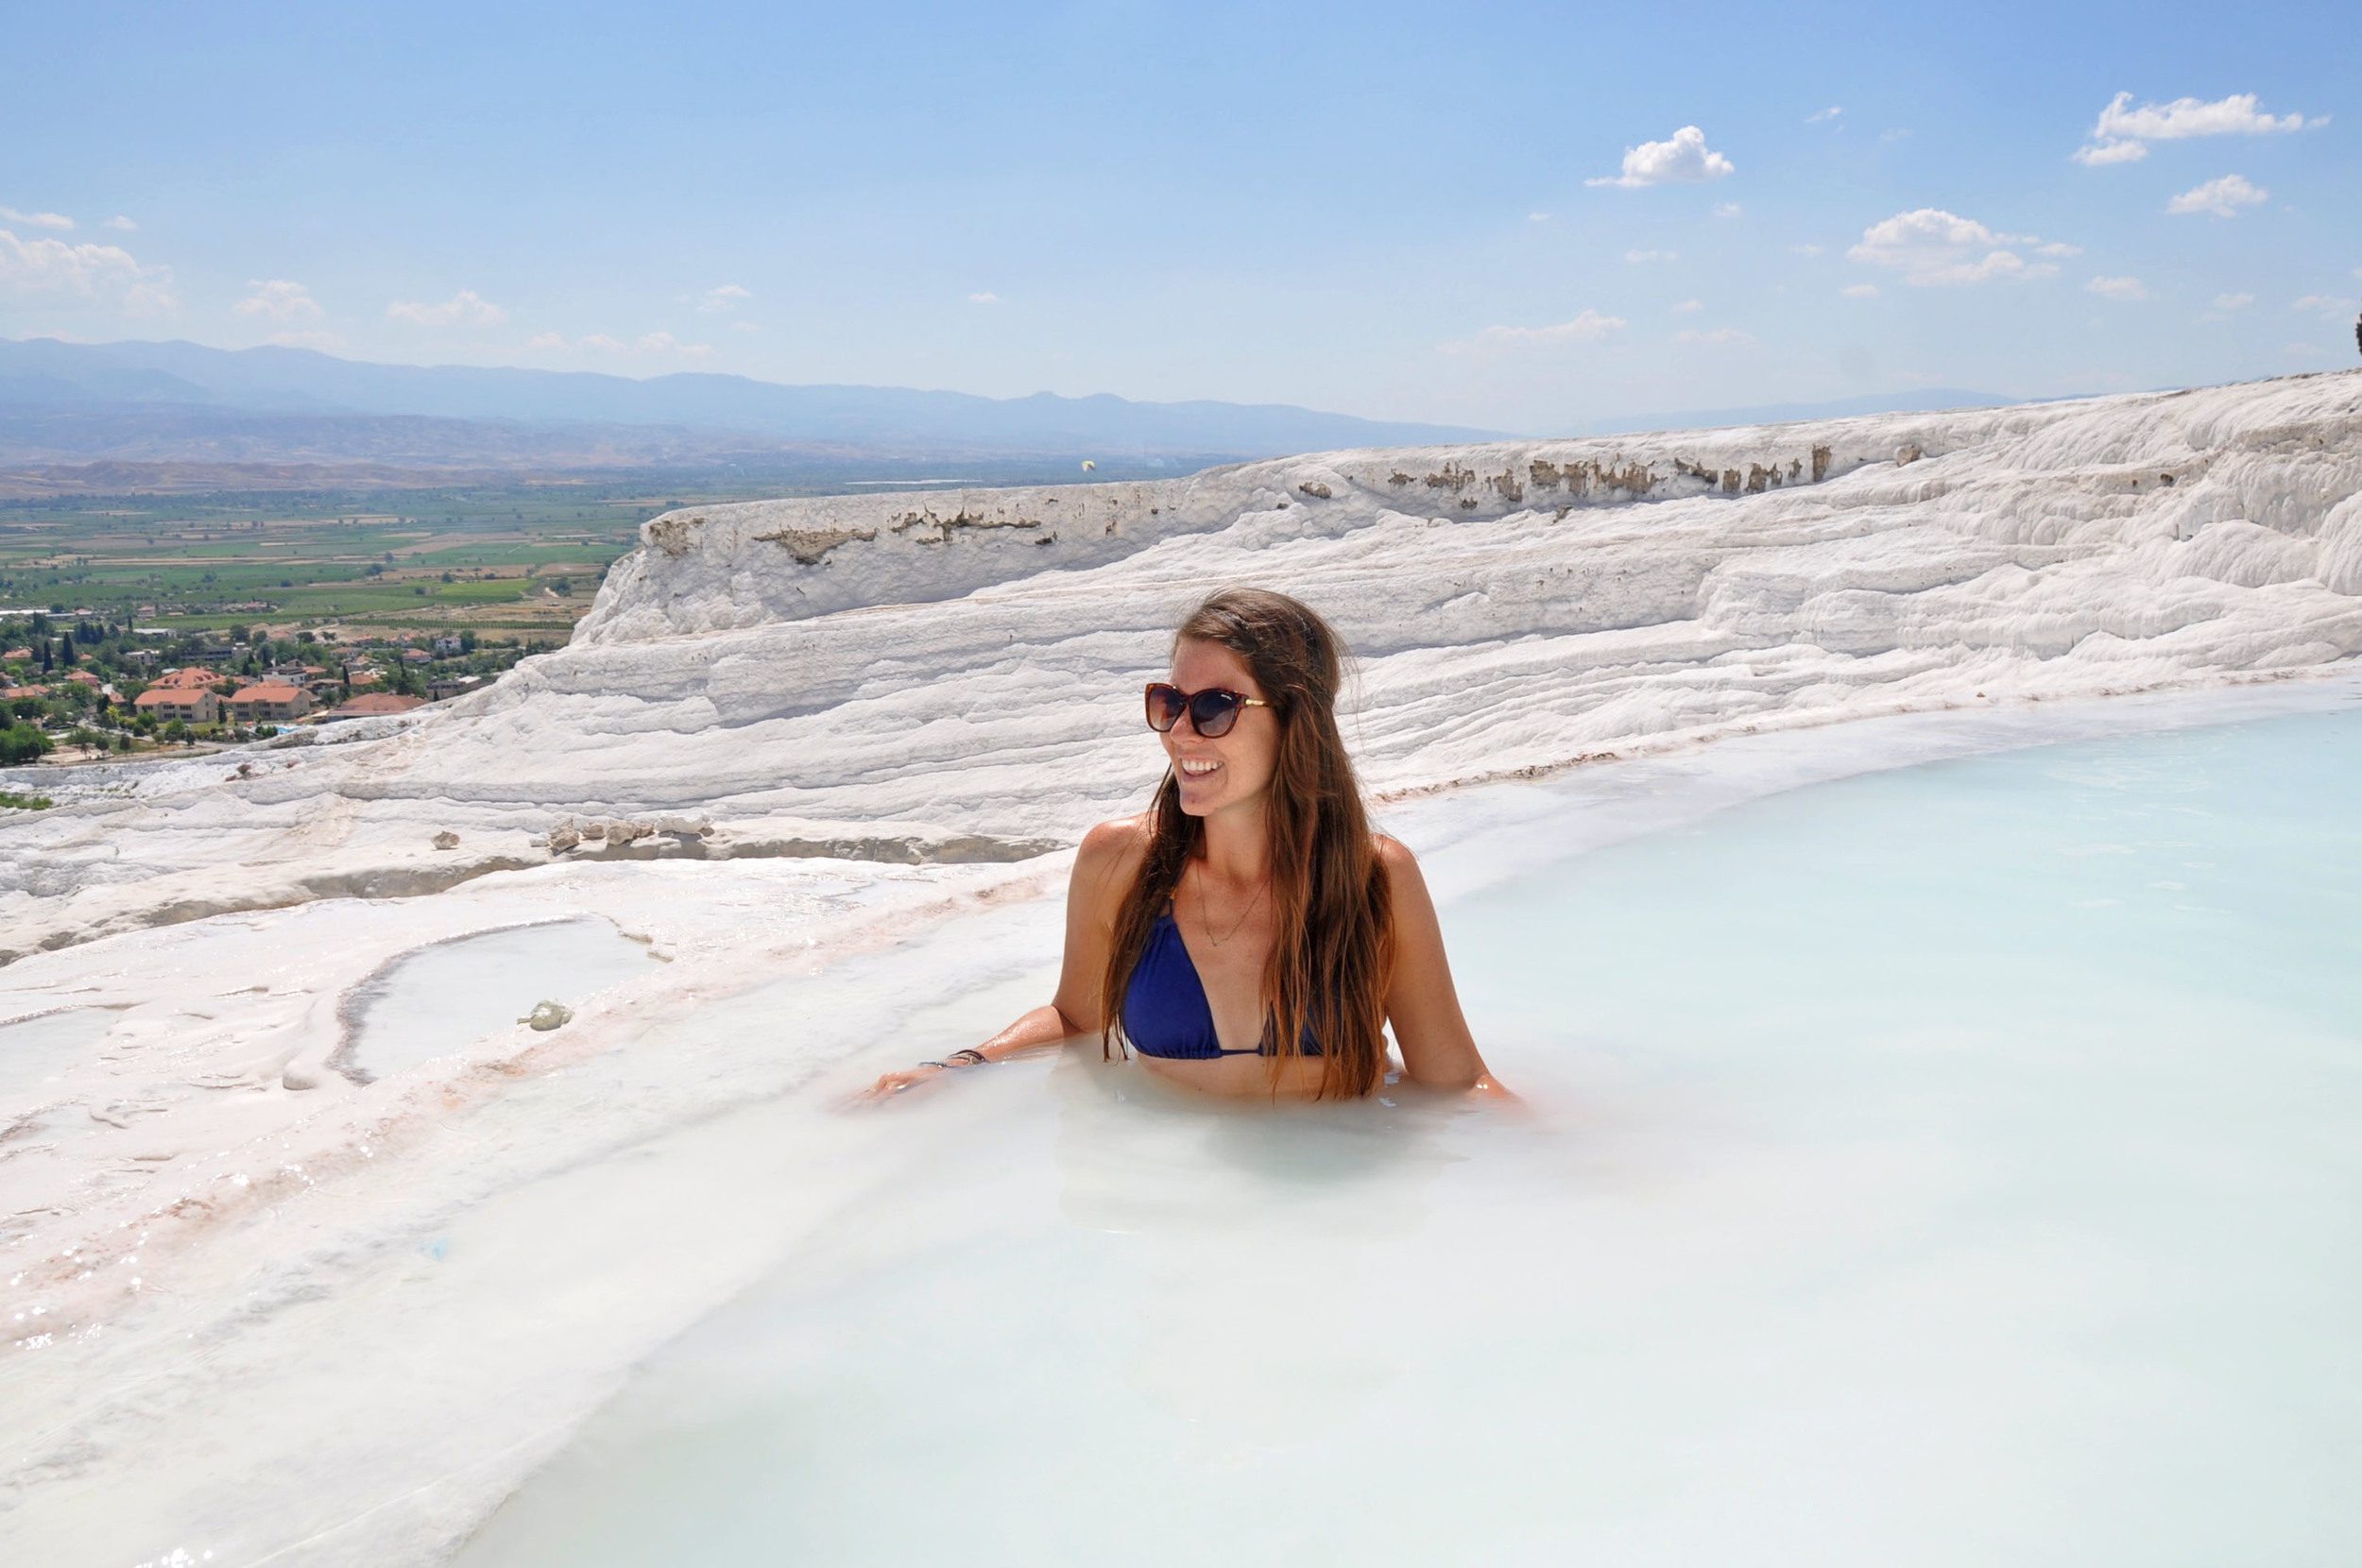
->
[547,825,581,854]
[432,830,459,850]
[1895,442,1924,466]
[520,1000,573,1031]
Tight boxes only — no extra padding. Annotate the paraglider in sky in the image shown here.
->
[1080,459,1096,472]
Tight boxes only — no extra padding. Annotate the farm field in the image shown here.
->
[0,481,712,636]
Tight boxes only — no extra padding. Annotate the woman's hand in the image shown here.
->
[858,1063,949,1101]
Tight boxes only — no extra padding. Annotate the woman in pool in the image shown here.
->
[865,587,1510,1101]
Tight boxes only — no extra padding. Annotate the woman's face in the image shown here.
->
[1163,637,1279,823]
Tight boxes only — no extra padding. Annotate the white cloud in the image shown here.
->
[692,283,751,313]
[1879,128,1911,144]
[635,331,713,358]
[102,215,137,232]
[386,288,506,327]
[267,329,345,351]
[2099,89,2318,141]
[580,333,625,352]
[2292,294,2357,319]
[1841,282,1880,298]
[2086,275,2149,301]
[2033,242,2083,257]
[1527,211,1549,222]
[233,278,323,321]
[1670,298,1703,314]
[0,228,178,313]
[2213,292,2254,311]
[967,291,1001,303]
[1846,208,2062,286]
[2166,174,2268,217]
[1674,326,1755,345]
[1806,106,1842,124]
[1441,310,1627,354]
[2071,139,2149,166]
[1624,248,1676,264]
[1789,243,1823,256]
[730,320,760,334]
[1713,202,1743,219]
[2077,91,2320,167]
[2284,342,2324,357]
[1586,126,1734,189]
[526,332,568,350]
[0,205,74,230]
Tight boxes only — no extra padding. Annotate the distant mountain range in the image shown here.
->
[0,337,1499,469]
[0,336,2030,494]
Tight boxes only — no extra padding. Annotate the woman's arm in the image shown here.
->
[860,816,1143,1099]
[1376,834,1515,1099]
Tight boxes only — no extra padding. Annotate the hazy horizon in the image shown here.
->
[3,3,2355,432]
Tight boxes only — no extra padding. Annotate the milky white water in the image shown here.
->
[452,707,2362,1567]
[340,919,663,1082]
[0,1007,120,1098]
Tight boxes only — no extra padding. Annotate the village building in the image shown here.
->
[223,682,312,723]
[134,687,219,724]
[323,693,425,721]
[428,674,485,702]
[153,666,222,690]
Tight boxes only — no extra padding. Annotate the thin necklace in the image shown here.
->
[1193,862,1269,947]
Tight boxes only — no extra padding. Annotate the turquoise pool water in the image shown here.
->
[456,707,2362,1567]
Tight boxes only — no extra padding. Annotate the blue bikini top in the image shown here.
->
[1121,899,1324,1060]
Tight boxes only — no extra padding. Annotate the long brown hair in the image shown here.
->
[1098,588,1395,1099]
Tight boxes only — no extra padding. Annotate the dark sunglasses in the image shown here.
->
[1144,681,1270,739]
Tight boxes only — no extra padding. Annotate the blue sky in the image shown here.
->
[3,0,2354,431]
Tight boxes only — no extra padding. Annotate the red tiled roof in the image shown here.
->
[228,682,304,701]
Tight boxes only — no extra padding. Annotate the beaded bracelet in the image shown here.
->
[948,1048,990,1065]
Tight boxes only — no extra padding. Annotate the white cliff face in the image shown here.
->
[3,372,2356,963]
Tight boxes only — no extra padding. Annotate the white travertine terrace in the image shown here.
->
[3,371,2357,965]
[1,370,2358,1562]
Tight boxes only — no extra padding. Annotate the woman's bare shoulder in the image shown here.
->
[1080,813,1154,858]
[1075,814,1155,884]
